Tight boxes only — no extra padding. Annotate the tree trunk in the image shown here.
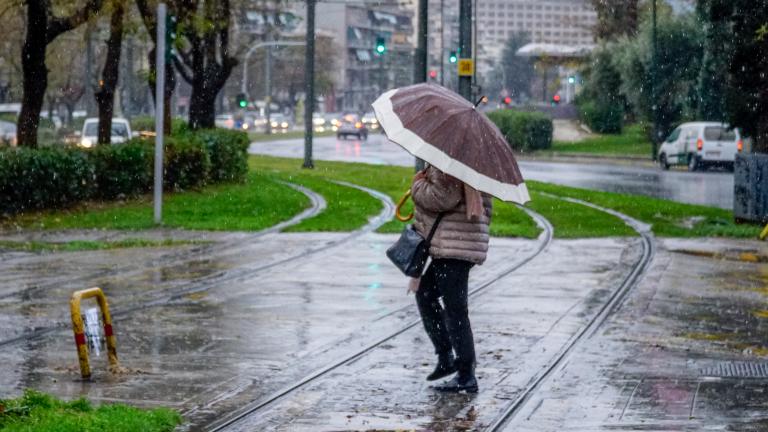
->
[95,3,125,145]
[147,48,175,135]
[17,1,49,148]
[188,87,217,129]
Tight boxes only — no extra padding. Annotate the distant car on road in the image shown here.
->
[79,118,132,148]
[215,114,235,130]
[0,120,17,147]
[269,114,291,132]
[659,122,744,171]
[336,114,368,140]
[361,112,379,131]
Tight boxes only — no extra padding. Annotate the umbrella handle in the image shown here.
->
[395,189,414,222]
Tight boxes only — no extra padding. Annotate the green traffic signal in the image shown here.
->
[375,36,386,54]
[236,93,248,108]
[449,51,458,63]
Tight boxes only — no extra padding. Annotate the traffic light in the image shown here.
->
[449,51,458,63]
[165,14,177,62]
[503,96,512,106]
[552,94,561,105]
[236,93,248,108]
[375,37,386,54]
[428,70,437,79]
[567,75,576,84]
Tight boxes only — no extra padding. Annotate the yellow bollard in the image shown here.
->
[395,189,414,222]
[70,287,119,379]
[761,224,768,241]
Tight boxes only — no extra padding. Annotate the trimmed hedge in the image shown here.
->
[487,110,553,152]
[578,100,624,134]
[0,128,249,215]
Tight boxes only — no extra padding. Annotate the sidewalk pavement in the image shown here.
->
[1,232,767,431]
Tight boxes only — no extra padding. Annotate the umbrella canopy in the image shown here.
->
[372,83,530,204]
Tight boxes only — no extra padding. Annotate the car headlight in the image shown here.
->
[80,138,93,148]
[271,121,278,127]
[281,122,288,128]
[242,123,249,129]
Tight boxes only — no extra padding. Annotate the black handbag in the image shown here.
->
[386,213,445,277]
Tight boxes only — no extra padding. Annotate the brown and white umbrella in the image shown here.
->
[372,83,530,204]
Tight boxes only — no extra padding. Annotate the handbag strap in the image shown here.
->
[425,213,445,245]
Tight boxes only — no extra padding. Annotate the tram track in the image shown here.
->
[0,181,392,347]
[204,204,554,431]
[204,197,654,432]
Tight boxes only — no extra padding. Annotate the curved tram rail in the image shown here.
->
[205,205,554,431]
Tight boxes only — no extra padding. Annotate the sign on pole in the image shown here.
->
[458,59,474,77]
[154,3,166,225]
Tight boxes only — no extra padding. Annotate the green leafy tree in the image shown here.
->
[590,0,639,40]
[696,0,728,122]
[577,43,626,133]
[487,32,534,102]
[703,0,768,152]
[612,11,704,140]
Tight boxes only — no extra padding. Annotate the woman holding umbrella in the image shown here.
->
[373,83,530,394]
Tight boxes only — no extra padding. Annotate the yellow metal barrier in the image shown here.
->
[70,287,119,379]
[395,189,414,222]
[761,224,768,241]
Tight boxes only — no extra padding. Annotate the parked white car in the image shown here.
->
[79,118,132,148]
[658,122,744,171]
[0,120,17,147]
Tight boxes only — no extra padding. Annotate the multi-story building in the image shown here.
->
[296,4,415,112]
[426,0,596,84]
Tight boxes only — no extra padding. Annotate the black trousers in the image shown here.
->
[416,258,476,374]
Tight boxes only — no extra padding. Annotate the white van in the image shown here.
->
[659,122,744,171]
[79,118,132,147]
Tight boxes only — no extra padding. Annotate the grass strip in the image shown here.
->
[0,238,210,253]
[548,124,651,157]
[527,192,635,238]
[531,180,761,238]
[6,172,310,232]
[0,390,180,432]
[251,155,542,238]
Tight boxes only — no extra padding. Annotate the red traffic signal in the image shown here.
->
[552,94,561,104]
[428,70,437,79]
[503,96,512,105]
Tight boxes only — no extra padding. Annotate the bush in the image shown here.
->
[192,129,249,183]
[0,147,94,214]
[163,135,210,191]
[0,126,248,215]
[578,100,624,134]
[487,110,553,152]
[92,141,153,199]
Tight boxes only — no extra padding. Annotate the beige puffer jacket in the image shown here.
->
[412,167,493,265]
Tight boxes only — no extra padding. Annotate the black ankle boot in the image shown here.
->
[426,355,457,381]
[433,372,478,393]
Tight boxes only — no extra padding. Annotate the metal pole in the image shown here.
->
[154,3,166,225]
[439,0,444,86]
[265,45,272,135]
[379,51,385,92]
[651,0,659,161]
[303,0,315,169]
[458,0,472,101]
[414,0,428,171]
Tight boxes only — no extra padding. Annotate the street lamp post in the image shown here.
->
[303,0,316,169]
[458,0,472,101]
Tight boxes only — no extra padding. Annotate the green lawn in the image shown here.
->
[8,172,310,232]
[251,156,543,238]
[532,181,762,238]
[0,390,180,432]
[0,238,209,253]
[549,124,652,157]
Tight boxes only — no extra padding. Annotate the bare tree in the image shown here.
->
[136,0,176,135]
[17,0,104,147]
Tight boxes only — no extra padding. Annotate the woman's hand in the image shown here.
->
[407,277,421,295]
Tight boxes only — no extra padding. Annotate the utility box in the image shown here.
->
[734,153,768,223]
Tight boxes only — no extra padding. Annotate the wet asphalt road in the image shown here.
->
[249,134,734,209]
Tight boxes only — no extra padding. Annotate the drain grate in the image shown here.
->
[700,362,768,378]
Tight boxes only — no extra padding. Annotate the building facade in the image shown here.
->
[298,4,415,113]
